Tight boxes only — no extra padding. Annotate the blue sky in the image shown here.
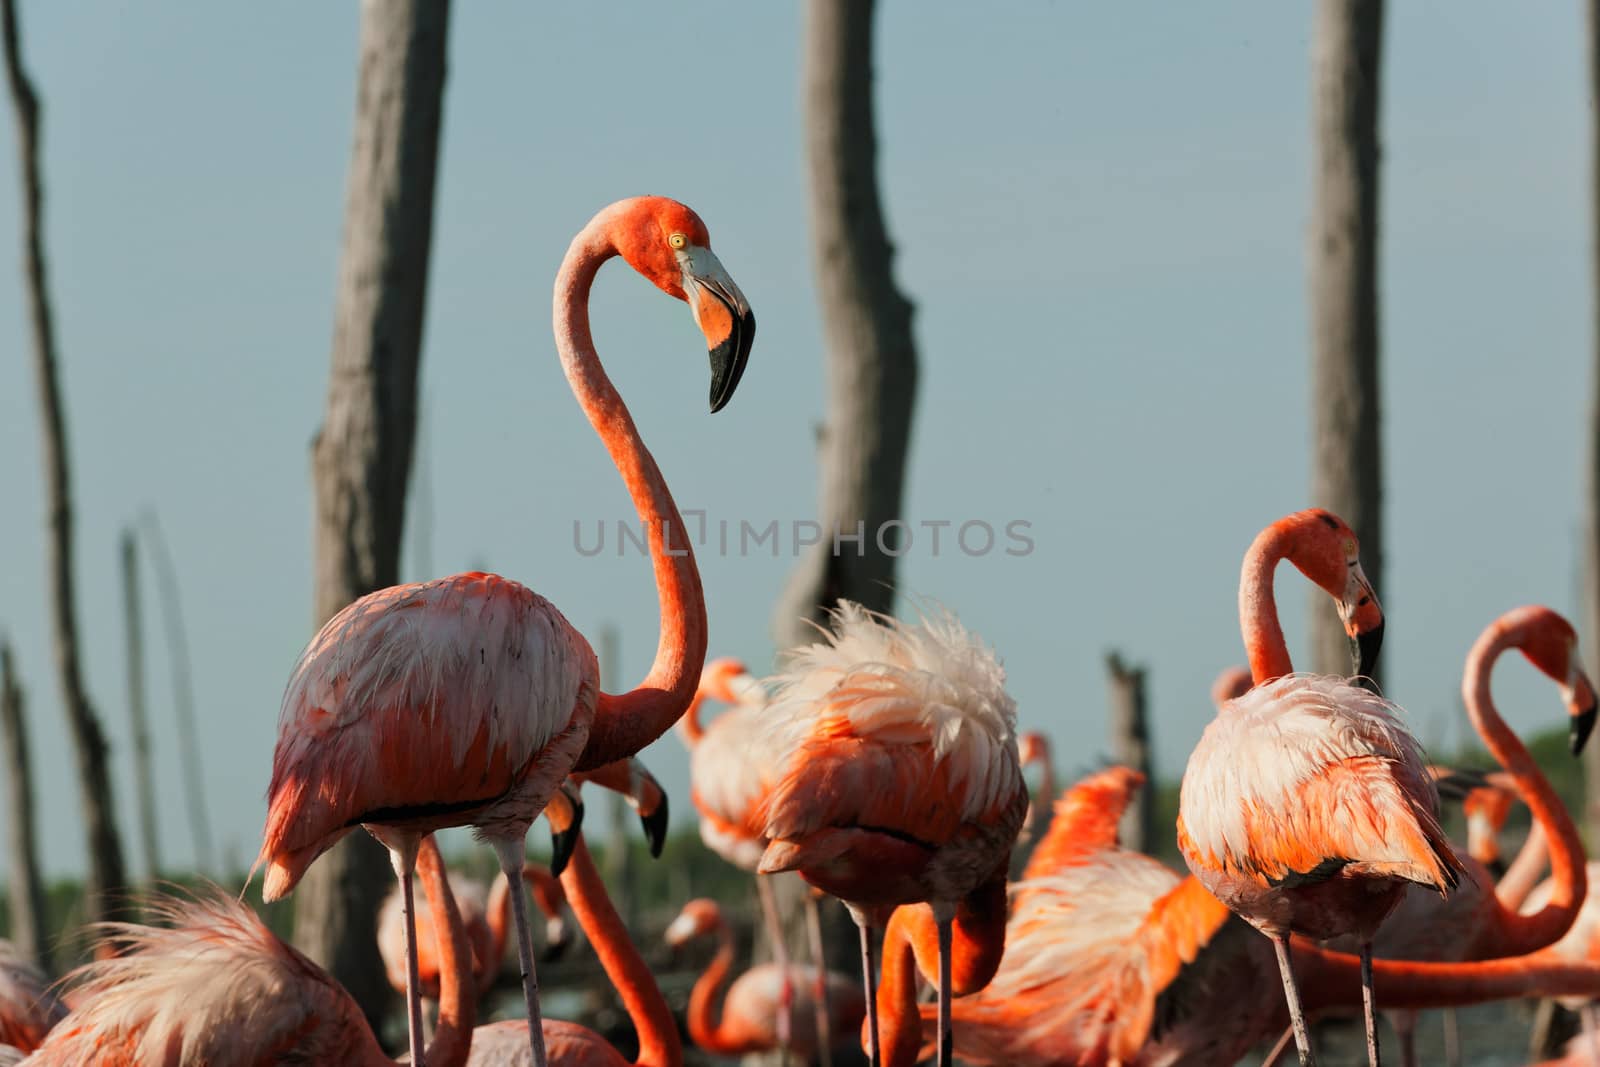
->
[0,3,1590,879]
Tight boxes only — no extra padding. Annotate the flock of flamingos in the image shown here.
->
[5,195,1600,1066]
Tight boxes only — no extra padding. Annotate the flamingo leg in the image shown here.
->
[387,839,426,1067]
[493,836,550,1067]
[757,874,794,1054]
[805,890,834,1067]
[849,906,880,1067]
[1261,1025,1296,1067]
[1391,1009,1414,1067]
[1360,941,1381,1067]
[1584,1001,1600,1067]
[1271,933,1318,1067]
[1441,1007,1459,1067]
[934,905,954,1067]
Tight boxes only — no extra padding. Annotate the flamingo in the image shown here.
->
[1315,605,1595,1067]
[255,196,754,1067]
[1210,665,1253,707]
[0,943,65,1053]
[1019,764,1146,883]
[464,782,680,1067]
[873,765,1600,1066]
[664,896,866,1063]
[23,834,474,1066]
[756,600,1028,1067]
[1177,507,1463,1066]
[1014,731,1055,854]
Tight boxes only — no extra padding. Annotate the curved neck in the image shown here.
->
[1297,941,1600,1014]
[1239,523,1297,684]
[1495,821,1549,912]
[877,907,930,1067]
[555,223,706,772]
[414,835,474,1067]
[678,686,709,744]
[1463,626,1586,954]
[685,911,744,1056]
[561,835,681,1067]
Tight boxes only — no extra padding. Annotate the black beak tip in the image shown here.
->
[707,309,755,414]
[641,802,669,860]
[1571,704,1597,756]
[1353,622,1385,682]
[548,793,585,876]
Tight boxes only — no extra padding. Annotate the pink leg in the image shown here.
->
[805,891,834,1067]
[387,838,426,1067]
[1262,1025,1296,1067]
[1271,933,1318,1066]
[757,875,794,1053]
[493,836,549,1067]
[1361,942,1381,1067]
[849,906,880,1067]
[934,903,954,1067]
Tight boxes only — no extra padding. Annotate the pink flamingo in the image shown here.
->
[665,897,866,1063]
[757,601,1028,1067]
[464,783,680,1067]
[1015,731,1055,853]
[255,196,754,1067]
[0,943,64,1053]
[24,835,474,1066]
[1210,665,1253,707]
[1177,508,1463,1066]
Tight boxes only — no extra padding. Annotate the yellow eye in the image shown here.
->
[668,233,687,250]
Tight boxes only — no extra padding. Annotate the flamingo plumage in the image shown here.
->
[1177,508,1462,1066]
[0,943,64,1053]
[24,835,474,1067]
[664,897,866,1062]
[255,196,754,1067]
[756,600,1027,1067]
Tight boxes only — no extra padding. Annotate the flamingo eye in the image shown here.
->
[1343,539,1356,558]
[668,233,687,250]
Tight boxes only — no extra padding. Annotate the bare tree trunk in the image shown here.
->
[1106,652,1153,854]
[0,641,50,971]
[1,0,128,927]
[120,529,161,883]
[1582,0,1600,864]
[291,0,451,1033]
[1308,0,1386,683]
[772,0,919,647]
[139,512,215,878]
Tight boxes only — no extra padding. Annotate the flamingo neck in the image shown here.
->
[684,910,744,1056]
[1463,623,1586,954]
[876,907,930,1067]
[1495,821,1549,912]
[1239,523,1296,684]
[561,836,681,1067]
[678,686,709,744]
[554,222,706,773]
[1296,941,1600,1014]
[415,836,474,1067]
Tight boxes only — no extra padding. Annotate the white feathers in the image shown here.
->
[763,600,1020,824]
[1178,673,1434,870]
[0,940,64,1049]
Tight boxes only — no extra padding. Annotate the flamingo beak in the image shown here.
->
[679,244,754,413]
[1338,563,1384,681]
[546,783,585,877]
[1567,669,1597,755]
[640,792,669,859]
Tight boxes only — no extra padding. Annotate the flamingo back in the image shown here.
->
[259,573,598,898]
[24,892,384,1066]
[761,602,1025,876]
[1521,860,1600,1009]
[719,963,866,1056]
[1178,674,1460,919]
[687,702,776,868]
[0,942,65,1052]
[464,1019,627,1066]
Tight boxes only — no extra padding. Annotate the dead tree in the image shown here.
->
[290,0,451,1030]
[0,640,50,971]
[1105,652,1153,854]
[120,529,161,882]
[139,512,215,878]
[2,0,128,926]
[772,0,919,647]
[1308,0,1386,682]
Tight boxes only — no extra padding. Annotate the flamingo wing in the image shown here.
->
[260,573,598,897]
[1022,765,1146,881]
[1178,676,1460,893]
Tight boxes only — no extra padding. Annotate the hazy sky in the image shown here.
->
[0,3,1591,880]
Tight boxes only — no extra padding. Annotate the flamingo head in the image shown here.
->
[701,656,762,705]
[1285,508,1385,679]
[609,196,755,413]
[542,780,585,876]
[1462,780,1514,876]
[1508,606,1598,755]
[1210,665,1253,708]
[523,866,571,962]
[1017,731,1050,768]
[664,898,723,947]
